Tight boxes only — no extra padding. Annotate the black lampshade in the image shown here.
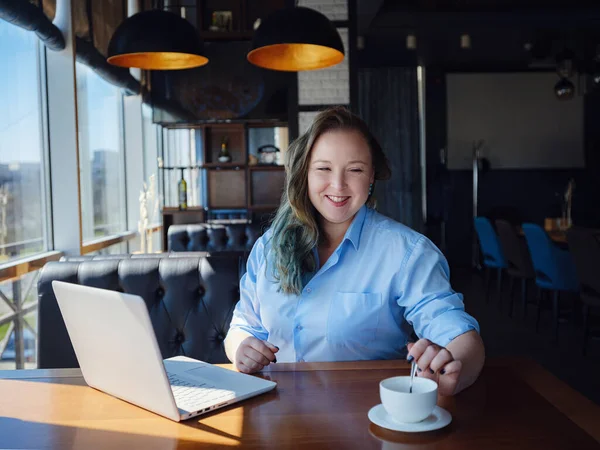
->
[107,10,208,70]
[554,78,575,100]
[247,7,344,71]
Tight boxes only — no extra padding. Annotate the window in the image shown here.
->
[0,21,49,369]
[0,271,40,369]
[142,103,160,182]
[76,63,127,241]
[162,128,201,208]
[0,21,50,262]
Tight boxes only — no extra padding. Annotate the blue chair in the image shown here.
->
[474,217,507,302]
[522,223,579,342]
[495,219,535,319]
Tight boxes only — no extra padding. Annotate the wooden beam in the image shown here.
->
[80,231,136,255]
[0,251,63,284]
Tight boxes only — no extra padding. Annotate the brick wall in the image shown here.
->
[297,0,349,134]
[298,111,319,134]
[298,28,349,106]
[298,0,348,21]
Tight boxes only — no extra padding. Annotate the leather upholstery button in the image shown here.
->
[156,287,165,297]
[175,331,185,344]
[216,333,225,341]
[198,286,206,296]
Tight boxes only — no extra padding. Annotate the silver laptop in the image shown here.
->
[51,280,276,422]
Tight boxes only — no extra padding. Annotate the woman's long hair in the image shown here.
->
[269,106,391,295]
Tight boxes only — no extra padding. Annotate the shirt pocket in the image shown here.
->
[326,292,383,347]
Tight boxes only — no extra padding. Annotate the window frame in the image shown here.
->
[75,63,129,245]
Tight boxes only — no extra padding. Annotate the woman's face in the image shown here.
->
[308,129,375,234]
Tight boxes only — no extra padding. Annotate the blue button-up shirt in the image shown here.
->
[227,205,479,363]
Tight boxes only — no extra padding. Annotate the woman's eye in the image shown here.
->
[317,167,330,171]
[349,168,363,173]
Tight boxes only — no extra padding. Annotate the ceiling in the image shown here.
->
[356,0,600,70]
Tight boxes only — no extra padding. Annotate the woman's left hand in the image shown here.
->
[407,339,462,396]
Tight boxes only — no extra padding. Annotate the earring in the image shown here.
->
[368,183,373,196]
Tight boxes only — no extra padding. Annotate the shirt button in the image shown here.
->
[305,288,312,293]
[298,358,305,362]
[296,325,303,330]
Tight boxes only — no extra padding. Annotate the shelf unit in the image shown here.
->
[195,0,286,38]
[160,122,287,232]
[199,31,254,41]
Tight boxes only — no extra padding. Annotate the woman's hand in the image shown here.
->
[235,336,279,374]
[407,339,462,396]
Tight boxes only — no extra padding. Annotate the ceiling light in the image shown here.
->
[107,10,208,70]
[554,78,575,100]
[247,7,344,72]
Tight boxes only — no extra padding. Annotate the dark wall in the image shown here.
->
[425,69,452,252]
[446,73,585,170]
[358,67,422,230]
[425,70,600,267]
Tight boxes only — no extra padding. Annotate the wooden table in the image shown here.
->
[545,230,568,244]
[1,358,599,449]
[519,227,600,245]
[518,228,568,244]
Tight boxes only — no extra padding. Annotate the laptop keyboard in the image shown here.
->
[167,372,235,413]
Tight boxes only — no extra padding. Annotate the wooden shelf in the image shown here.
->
[204,124,246,165]
[247,121,289,129]
[163,207,205,213]
[248,205,279,211]
[200,31,254,41]
[197,0,288,43]
[206,205,248,210]
[202,163,246,169]
[160,165,201,171]
[164,119,288,127]
[249,165,285,171]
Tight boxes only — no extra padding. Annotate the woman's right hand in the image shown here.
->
[235,336,279,374]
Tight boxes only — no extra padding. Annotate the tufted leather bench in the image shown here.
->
[37,255,241,369]
[167,223,265,253]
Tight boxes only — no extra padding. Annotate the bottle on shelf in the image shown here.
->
[218,136,232,163]
[178,168,188,210]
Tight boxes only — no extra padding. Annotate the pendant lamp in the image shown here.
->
[554,78,575,100]
[107,10,208,70]
[247,6,344,71]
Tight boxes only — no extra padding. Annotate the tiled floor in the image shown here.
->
[452,267,600,406]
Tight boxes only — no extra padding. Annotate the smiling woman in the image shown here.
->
[308,130,375,257]
[224,107,485,397]
[268,107,391,295]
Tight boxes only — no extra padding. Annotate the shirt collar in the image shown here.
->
[343,205,368,251]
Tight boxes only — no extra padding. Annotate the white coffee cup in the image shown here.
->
[380,376,438,423]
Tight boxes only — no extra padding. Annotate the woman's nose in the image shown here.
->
[330,171,347,190]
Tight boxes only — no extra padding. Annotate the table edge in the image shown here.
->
[486,356,600,443]
[1,358,598,443]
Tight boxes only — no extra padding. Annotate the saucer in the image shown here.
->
[368,404,452,432]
